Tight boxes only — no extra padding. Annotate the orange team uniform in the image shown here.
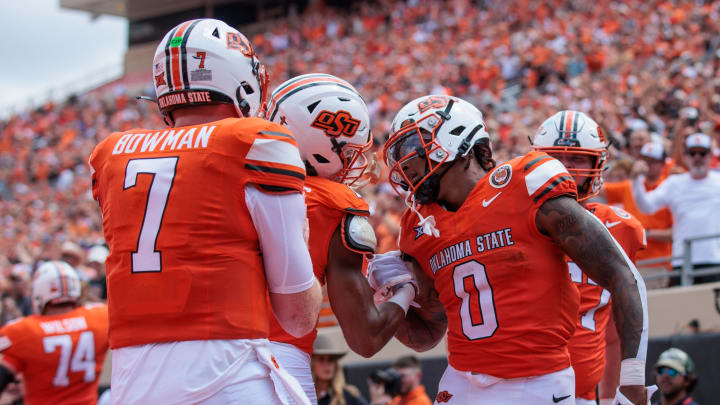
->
[89,117,306,349]
[0,304,109,405]
[398,151,580,378]
[269,175,371,354]
[604,180,672,265]
[568,203,645,400]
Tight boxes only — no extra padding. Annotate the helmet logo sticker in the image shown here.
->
[490,164,512,188]
[226,32,253,57]
[190,51,212,81]
[192,51,206,69]
[311,110,360,137]
[417,95,450,114]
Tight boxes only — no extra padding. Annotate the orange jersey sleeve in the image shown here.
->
[398,151,579,379]
[603,180,672,265]
[568,203,645,398]
[269,176,370,355]
[0,304,109,405]
[89,118,306,349]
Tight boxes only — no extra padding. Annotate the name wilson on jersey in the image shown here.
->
[111,125,216,155]
[429,228,514,274]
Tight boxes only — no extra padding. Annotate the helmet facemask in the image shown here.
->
[385,116,452,205]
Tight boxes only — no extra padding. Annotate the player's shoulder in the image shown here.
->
[588,203,644,232]
[0,316,37,348]
[490,151,575,203]
[305,176,369,215]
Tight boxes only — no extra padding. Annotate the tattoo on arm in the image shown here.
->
[536,196,644,360]
[394,255,448,352]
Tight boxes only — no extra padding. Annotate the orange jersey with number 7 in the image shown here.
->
[568,203,645,399]
[0,304,109,405]
[89,117,306,349]
[398,151,580,378]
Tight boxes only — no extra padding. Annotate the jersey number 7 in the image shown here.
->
[124,157,178,273]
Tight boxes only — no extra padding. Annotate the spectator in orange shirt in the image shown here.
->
[387,356,432,405]
[603,142,673,282]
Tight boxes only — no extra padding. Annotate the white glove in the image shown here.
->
[611,385,658,405]
[367,251,418,307]
[367,251,415,291]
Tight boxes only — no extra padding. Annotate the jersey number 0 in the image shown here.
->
[452,260,498,340]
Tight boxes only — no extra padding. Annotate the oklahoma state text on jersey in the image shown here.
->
[569,203,645,398]
[399,151,580,378]
[89,117,306,349]
[0,304,109,405]
[269,176,370,355]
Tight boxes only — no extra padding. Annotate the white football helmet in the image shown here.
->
[153,19,269,125]
[532,110,608,201]
[31,261,82,314]
[383,95,489,204]
[267,73,372,186]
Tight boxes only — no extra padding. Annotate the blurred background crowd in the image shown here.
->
[2,0,720,326]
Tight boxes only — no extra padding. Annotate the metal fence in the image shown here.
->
[637,233,720,286]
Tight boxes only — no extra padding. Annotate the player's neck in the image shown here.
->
[172,104,240,127]
[437,158,487,212]
[43,303,78,316]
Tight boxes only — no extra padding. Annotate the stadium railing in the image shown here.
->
[638,233,720,286]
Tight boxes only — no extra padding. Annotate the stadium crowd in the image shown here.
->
[2,0,720,315]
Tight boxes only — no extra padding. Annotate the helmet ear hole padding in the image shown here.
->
[236,86,251,117]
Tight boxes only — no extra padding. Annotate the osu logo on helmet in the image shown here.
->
[310,110,360,137]
[436,390,453,403]
[417,95,450,113]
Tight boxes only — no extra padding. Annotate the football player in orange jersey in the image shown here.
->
[533,111,647,405]
[266,74,416,403]
[379,95,654,405]
[89,19,321,405]
[0,261,109,405]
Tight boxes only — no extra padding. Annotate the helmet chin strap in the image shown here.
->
[406,157,458,238]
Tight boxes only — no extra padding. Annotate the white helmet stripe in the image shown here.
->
[53,261,66,297]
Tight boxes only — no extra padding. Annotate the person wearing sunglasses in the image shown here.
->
[651,348,699,405]
[631,133,720,285]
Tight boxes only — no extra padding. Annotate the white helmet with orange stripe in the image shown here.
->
[266,74,372,186]
[532,110,608,201]
[31,261,82,314]
[153,19,269,126]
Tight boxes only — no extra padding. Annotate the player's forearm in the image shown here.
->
[394,296,447,352]
[334,298,406,357]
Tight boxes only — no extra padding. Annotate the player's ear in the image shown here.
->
[471,141,495,172]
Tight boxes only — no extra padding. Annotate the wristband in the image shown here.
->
[619,358,645,386]
[387,284,415,314]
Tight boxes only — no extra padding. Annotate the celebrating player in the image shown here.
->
[266,74,416,403]
[89,19,321,404]
[379,95,651,404]
[533,111,647,405]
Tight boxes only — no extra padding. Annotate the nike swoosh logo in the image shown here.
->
[552,394,571,403]
[482,192,502,207]
[605,220,622,228]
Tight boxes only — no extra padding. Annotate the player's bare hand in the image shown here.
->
[630,160,648,180]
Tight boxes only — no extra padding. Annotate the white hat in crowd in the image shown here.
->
[640,142,665,161]
[685,133,711,150]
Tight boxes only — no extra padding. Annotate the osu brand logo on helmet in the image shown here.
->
[417,95,450,113]
[226,32,253,57]
[310,110,361,137]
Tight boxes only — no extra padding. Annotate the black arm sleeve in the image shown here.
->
[0,364,16,393]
